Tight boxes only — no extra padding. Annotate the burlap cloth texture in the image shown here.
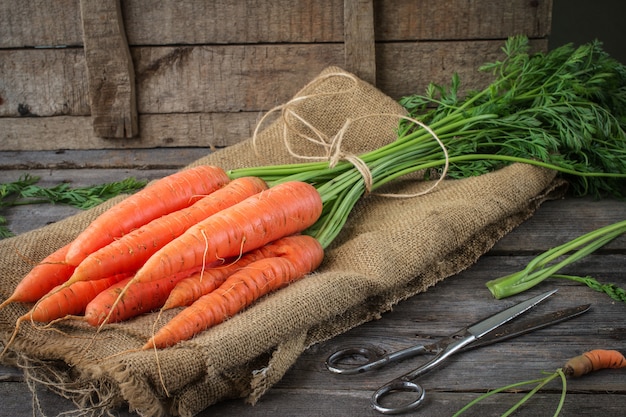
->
[0,66,566,416]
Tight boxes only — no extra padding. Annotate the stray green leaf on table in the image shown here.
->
[452,368,567,417]
[0,174,147,238]
[486,219,626,301]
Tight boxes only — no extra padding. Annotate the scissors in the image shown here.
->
[325,289,590,414]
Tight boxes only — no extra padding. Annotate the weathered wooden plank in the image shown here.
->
[0,148,211,170]
[0,0,551,48]
[0,40,546,119]
[376,39,549,99]
[0,48,90,118]
[207,391,626,417]
[1,254,624,416]
[132,43,343,114]
[123,0,344,45]
[0,0,83,48]
[80,0,138,138]
[491,197,626,254]
[2,381,625,417]
[344,0,376,85]
[0,113,257,151]
[375,0,553,41]
[1,375,623,417]
[0,44,338,118]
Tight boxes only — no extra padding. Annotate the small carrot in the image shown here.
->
[68,177,267,282]
[64,165,230,266]
[83,267,206,326]
[22,272,133,323]
[162,255,260,311]
[0,243,75,310]
[1,271,132,357]
[162,237,307,310]
[143,234,324,349]
[563,349,626,378]
[131,181,323,286]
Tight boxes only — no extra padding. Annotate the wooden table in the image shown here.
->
[1,150,625,417]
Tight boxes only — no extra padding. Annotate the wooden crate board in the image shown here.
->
[0,39,547,151]
[0,0,552,150]
[0,0,551,48]
[1,195,625,416]
[1,40,547,118]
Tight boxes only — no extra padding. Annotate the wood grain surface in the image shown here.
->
[0,149,624,417]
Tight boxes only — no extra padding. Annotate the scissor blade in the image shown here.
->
[467,289,558,340]
[465,303,590,350]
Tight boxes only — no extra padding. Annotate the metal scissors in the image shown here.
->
[325,289,590,414]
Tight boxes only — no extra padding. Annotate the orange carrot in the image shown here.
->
[162,237,308,310]
[21,272,133,323]
[1,271,133,356]
[143,234,324,349]
[563,349,626,378]
[162,255,259,311]
[83,267,205,326]
[0,243,75,310]
[64,165,230,266]
[131,181,323,287]
[68,177,267,282]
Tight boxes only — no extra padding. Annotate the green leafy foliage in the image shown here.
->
[400,36,626,197]
[0,174,147,238]
[230,36,626,248]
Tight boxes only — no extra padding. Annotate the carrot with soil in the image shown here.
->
[563,349,626,377]
[64,165,230,266]
[67,176,267,282]
[143,234,324,349]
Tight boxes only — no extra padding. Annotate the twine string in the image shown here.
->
[251,72,449,196]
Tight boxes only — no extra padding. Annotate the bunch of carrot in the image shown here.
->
[5,36,626,353]
[1,165,325,350]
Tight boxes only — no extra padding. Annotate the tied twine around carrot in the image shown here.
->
[251,71,450,197]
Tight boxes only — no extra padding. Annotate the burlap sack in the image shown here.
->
[0,67,566,417]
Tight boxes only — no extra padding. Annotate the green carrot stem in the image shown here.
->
[501,370,564,417]
[229,36,626,251]
[451,370,565,417]
[487,220,626,298]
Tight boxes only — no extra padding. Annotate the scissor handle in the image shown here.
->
[371,380,425,414]
[326,346,381,374]
[326,345,429,375]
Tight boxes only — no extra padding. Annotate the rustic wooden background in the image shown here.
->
[0,0,552,152]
